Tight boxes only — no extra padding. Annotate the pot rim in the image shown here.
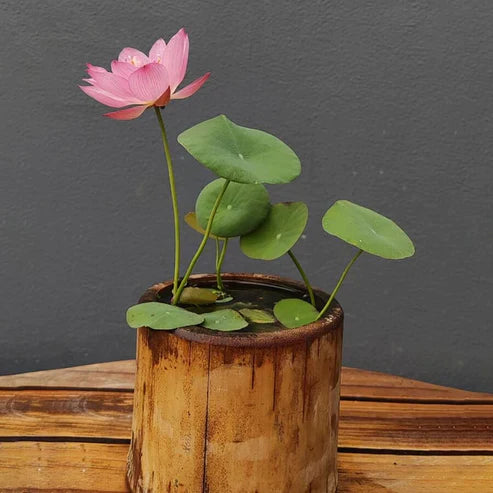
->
[138,273,343,348]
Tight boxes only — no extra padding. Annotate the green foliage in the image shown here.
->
[184,212,223,240]
[126,302,204,330]
[239,308,275,324]
[201,309,248,331]
[240,202,308,260]
[178,115,301,184]
[273,298,319,329]
[196,178,271,238]
[177,287,218,305]
[322,200,415,260]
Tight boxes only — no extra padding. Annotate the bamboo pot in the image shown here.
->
[127,273,344,493]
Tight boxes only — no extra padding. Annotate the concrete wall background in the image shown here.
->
[1,1,491,391]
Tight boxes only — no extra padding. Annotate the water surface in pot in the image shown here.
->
[158,279,324,333]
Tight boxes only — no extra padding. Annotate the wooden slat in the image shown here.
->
[1,442,493,492]
[341,367,493,403]
[337,452,493,492]
[1,361,491,403]
[339,399,493,452]
[0,390,132,440]
[1,389,492,452]
[0,442,129,492]
[0,361,136,390]
[1,361,493,491]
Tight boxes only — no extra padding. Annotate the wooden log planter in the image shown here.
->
[127,273,344,493]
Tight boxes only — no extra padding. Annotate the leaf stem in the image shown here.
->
[173,180,231,304]
[215,238,220,272]
[317,249,363,320]
[216,238,229,290]
[287,250,315,306]
[154,107,180,295]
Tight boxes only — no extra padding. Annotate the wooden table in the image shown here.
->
[0,361,492,492]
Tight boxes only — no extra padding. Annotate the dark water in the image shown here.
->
[158,280,318,333]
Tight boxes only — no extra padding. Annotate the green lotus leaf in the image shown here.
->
[273,298,319,329]
[196,178,271,238]
[126,302,204,330]
[177,287,218,305]
[215,294,234,304]
[240,202,308,260]
[201,309,248,331]
[178,115,301,184]
[184,212,223,240]
[239,308,275,324]
[322,200,415,260]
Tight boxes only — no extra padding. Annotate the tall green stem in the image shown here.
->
[154,107,180,294]
[317,249,363,320]
[173,180,231,304]
[215,238,221,273]
[216,238,229,291]
[287,250,315,306]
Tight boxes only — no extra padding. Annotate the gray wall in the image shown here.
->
[1,1,492,392]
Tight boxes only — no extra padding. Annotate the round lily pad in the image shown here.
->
[178,115,301,184]
[196,178,271,238]
[240,202,308,260]
[201,309,248,331]
[273,298,319,329]
[184,212,223,240]
[322,200,415,260]
[126,302,204,330]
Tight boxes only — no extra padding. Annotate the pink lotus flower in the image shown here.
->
[80,28,210,120]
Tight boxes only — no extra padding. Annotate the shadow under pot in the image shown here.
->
[127,273,344,493]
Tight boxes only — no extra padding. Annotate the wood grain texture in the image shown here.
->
[341,367,493,403]
[1,359,493,491]
[128,322,343,493]
[127,329,210,493]
[2,388,492,452]
[0,360,137,390]
[2,361,491,404]
[337,453,493,493]
[0,442,129,492]
[1,442,493,493]
[202,331,342,493]
[339,399,493,451]
[0,389,132,439]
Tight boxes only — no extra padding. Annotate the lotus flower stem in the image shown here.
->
[154,107,181,295]
[287,250,315,307]
[174,179,231,304]
[317,249,363,320]
[216,238,229,291]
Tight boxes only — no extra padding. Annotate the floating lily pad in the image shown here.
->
[184,212,223,240]
[177,287,218,305]
[178,115,301,184]
[215,294,234,304]
[196,178,271,237]
[322,200,415,260]
[126,302,204,330]
[273,299,319,329]
[239,308,275,324]
[201,309,248,331]
[240,202,308,260]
